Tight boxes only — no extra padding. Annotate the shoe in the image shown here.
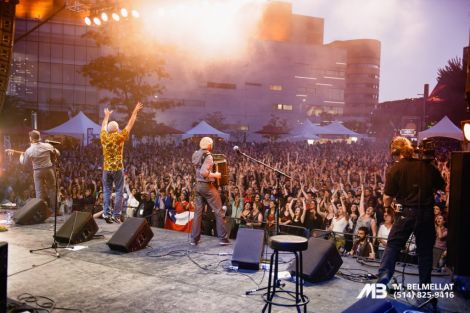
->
[376,272,390,285]
[219,238,231,246]
[102,214,113,224]
[190,240,198,246]
[112,216,121,224]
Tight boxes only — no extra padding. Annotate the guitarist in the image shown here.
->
[7,130,60,210]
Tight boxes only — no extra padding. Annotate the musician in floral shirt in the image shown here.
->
[100,102,143,223]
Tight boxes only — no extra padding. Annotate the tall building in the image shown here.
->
[7,0,381,133]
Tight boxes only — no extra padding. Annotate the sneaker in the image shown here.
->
[102,214,113,224]
[190,240,199,246]
[112,216,122,224]
[219,238,231,246]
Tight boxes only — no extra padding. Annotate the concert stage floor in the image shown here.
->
[2,216,470,313]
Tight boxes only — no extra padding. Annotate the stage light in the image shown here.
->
[101,12,109,22]
[93,17,101,25]
[131,10,140,18]
[112,13,120,21]
[121,8,128,17]
[463,120,470,142]
[84,16,91,25]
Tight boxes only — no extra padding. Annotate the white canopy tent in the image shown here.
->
[418,116,463,142]
[321,121,360,137]
[182,120,230,141]
[43,111,101,144]
[288,119,325,141]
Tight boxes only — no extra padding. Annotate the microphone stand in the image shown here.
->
[235,148,292,296]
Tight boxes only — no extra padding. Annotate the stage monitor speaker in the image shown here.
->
[289,237,342,283]
[55,211,98,245]
[231,228,265,270]
[12,198,50,225]
[107,217,154,253]
[448,151,470,276]
[1,242,7,313]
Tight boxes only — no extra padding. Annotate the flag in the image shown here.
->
[165,201,194,233]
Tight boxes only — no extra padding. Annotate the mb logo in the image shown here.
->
[357,283,387,299]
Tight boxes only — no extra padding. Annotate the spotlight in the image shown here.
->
[93,17,101,25]
[131,10,140,18]
[84,16,91,25]
[121,8,128,17]
[462,120,470,142]
[112,13,120,21]
[101,12,109,22]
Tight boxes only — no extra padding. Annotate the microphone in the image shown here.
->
[45,140,61,145]
[233,146,240,154]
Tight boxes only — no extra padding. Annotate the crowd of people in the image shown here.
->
[1,139,450,263]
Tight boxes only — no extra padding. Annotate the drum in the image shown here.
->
[212,154,229,187]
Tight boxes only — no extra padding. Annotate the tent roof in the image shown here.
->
[43,111,101,139]
[418,116,463,141]
[321,121,360,136]
[290,119,330,136]
[182,120,229,140]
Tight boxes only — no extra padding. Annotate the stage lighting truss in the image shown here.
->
[82,5,139,27]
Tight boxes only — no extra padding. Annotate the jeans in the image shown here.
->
[33,167,56,211]
[102,170,124,218]
[192,182,227,242]
[378,208,435,285]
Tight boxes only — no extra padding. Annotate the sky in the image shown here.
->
[289,0,470,102]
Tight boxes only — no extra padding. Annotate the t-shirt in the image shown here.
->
[100,129,128,171]
[377,223,392,250]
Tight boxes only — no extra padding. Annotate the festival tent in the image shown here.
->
[182,120,230,141]
[320,121,360,137]
[287,119,325,141]
[418,116,463,141]
[43,111,101,144]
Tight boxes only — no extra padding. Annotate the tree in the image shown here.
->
[204,111,228,130]
[427,57,470,123]
[81,20,179,118]
[257,115,290,141]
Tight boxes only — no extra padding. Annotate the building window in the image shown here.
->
[207,81,237,89]
[270,85,283,91]
[274,103,293,111]
[245,82,262,87]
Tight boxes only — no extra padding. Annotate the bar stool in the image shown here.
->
[262,235,309,313]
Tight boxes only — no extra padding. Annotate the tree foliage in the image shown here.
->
[81,22,178,116]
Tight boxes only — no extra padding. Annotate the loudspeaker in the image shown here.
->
[231,228,265,270]
[289,237,342,283]
[107,218,154,252]
[448,152,470,275]
[1,242,7,313]
[55,211,98,245]
[12,198,50,225]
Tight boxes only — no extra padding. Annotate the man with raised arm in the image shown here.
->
[100,102,143,224]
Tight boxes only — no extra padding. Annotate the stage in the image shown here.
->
[2,215,469,313]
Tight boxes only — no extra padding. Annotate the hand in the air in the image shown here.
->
[104,108,113,117]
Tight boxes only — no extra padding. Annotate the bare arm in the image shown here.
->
[359,184,365,216]
[101,108,113,131]
[125,102,144,133]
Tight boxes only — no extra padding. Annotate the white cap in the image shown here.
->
[199,137,213,150]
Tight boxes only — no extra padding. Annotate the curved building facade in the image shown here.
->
[327,39,381,117]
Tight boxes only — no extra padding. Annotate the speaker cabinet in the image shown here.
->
[107,218,154,253]
[231,228,265,270]
[55,212,98,245]
[289,237,342,283]
[12,198,50,225]
[0,242,7,313]
[448,152,470,275]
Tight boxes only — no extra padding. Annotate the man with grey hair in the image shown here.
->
[8,130,59,211]
[100,102,143,224]
[191,136,229,245]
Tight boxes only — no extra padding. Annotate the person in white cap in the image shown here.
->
[191,136,229,245]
